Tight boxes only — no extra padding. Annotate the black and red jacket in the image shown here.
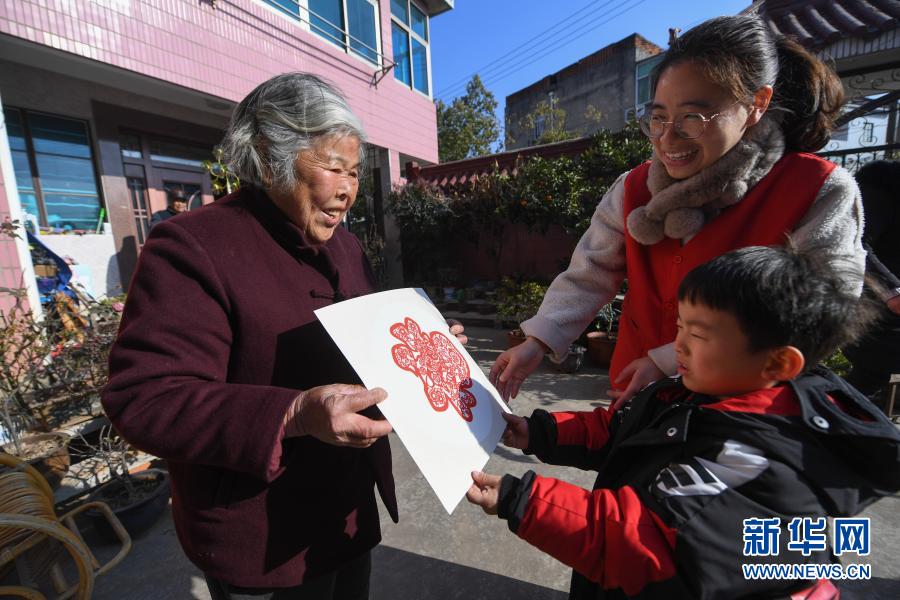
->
[497,369,900,599]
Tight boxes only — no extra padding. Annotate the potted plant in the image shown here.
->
[586,302,619,368]
[0,291,123,482]
[554,344,586,374]
[496,278,548,349]
[0,301,74,486]
[80,426,170,541]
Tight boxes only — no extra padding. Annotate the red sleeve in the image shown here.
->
[102,221,299,482]
[552,406,614,449]
[517,476,676,596]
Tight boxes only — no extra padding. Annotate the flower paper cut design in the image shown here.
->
[390,317,477,422]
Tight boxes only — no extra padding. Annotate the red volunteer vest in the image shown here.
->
[609,153,836,386]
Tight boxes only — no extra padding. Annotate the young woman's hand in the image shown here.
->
[500,412,529,450]
[466,470,502,515]
[608,357,664,410]
[490,337,547,401]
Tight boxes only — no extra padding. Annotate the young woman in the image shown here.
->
[491,15,864,408]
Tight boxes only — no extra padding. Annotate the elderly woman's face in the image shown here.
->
[270,135,360,243]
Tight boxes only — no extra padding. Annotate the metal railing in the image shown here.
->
[817,143,899,173]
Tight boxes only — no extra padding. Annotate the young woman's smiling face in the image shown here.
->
[650,62,757,180]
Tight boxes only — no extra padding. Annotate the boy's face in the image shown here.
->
[674,300,775,398]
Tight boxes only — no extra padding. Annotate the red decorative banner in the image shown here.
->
[389,316,477,422]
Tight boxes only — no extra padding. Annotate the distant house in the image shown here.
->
[504,34,661,150]
[0,0,454,314]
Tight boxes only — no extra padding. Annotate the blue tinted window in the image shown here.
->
[391,0,408,23]
[4,108,35,192]
[412,38,428,94]
[392,23,411,85]
[3,108,102,229]
[29,113,92,158]
[310,0,344,46]
[411,4,427,40]
[267,0,300,18]
[348,0,378,63]
[44,194,101,230]
[5,108,27,152]
[34,155,98,195]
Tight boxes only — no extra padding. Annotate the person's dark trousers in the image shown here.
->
[205,551,371,600]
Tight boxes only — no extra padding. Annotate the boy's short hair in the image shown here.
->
[677,245,865,367]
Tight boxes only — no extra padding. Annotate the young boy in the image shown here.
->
[467,246,900,600]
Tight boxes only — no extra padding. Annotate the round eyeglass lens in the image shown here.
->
[640,115,662,138]
[677,114,706,139]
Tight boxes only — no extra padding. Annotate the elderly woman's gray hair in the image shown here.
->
[221,73,366,191]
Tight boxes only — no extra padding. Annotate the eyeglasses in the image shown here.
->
[639,101,743,140]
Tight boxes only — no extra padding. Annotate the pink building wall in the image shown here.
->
[0,155,25,316]
[0,0,439,163]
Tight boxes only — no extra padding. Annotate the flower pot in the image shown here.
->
[3,432,70,489]
[507,330,527,349]
[586,331,616,368]
[554,346,585,374]
[87,468,171,541]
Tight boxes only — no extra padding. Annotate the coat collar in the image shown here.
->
[243,186,350,300]
[247,185,327,259]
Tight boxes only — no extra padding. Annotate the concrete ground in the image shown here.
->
[87,327,899,599]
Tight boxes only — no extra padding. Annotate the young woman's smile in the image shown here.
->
[650,62,758,180]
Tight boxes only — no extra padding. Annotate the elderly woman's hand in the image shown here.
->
[283,384,392,447]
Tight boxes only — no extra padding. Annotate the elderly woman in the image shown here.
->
[102,73,427,599]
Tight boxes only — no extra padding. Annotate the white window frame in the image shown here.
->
[257,0,383,69]
[635,54,664,111]
[391,0,431,98]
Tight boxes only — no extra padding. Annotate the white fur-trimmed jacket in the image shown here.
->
[521,159,865,372]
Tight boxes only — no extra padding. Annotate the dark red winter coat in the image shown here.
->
[102,187,397,588]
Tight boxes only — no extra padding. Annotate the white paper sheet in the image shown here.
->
[315,288,510,513]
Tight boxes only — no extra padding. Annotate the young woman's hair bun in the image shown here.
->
[773,36,845,153]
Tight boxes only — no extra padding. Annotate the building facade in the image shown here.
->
[0,0,452,314]
[504,33,661,150]
[749,0,900,170]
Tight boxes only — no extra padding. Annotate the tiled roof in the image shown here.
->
[754,0,899,48]
[409,137,594,189]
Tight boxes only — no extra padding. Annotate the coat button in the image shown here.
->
[666,427,678,437]
[812,416,830,430]
[674,255,683,264]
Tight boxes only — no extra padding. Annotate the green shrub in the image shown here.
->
[496,278,548,325]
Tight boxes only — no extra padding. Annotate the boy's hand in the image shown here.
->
[501,412,529,450]
[466,470,501,515]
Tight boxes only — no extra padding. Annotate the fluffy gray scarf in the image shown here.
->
[626,116,785,245]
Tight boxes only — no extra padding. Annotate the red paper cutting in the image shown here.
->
[389,316,477,422]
